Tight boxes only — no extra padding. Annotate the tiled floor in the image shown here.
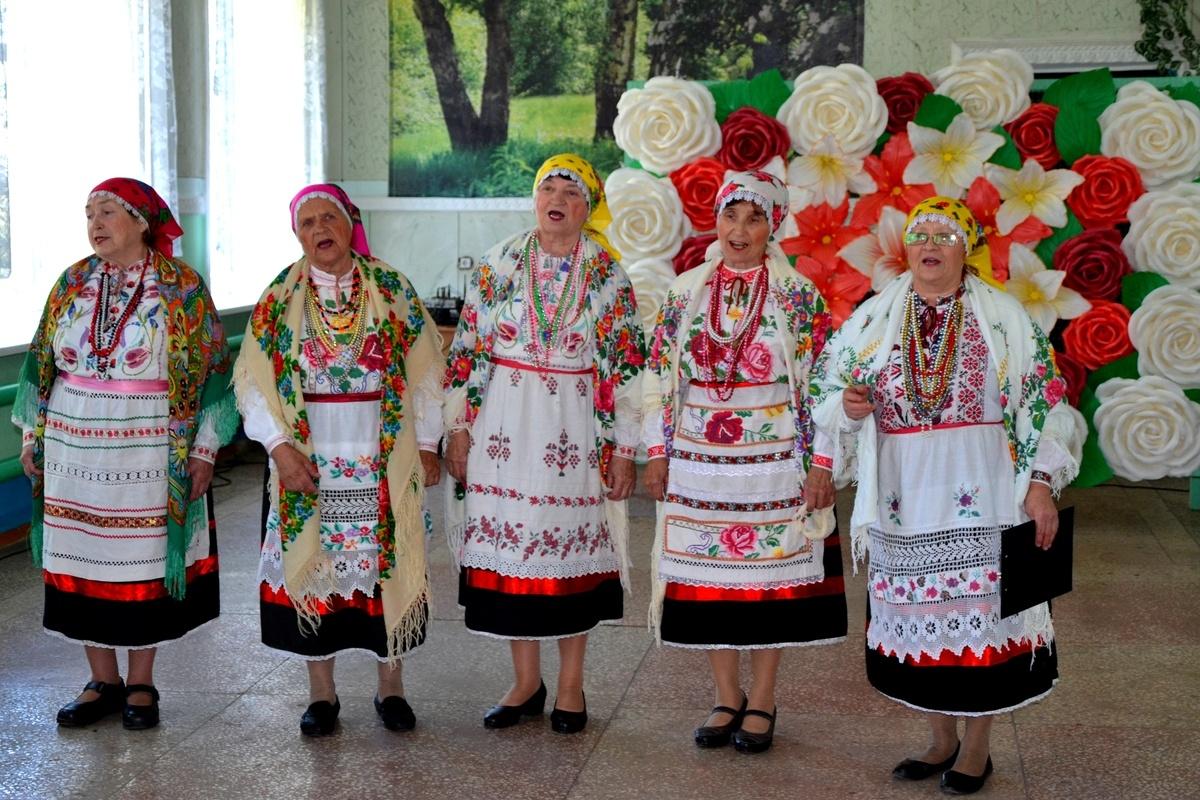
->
[1,455,1197,800]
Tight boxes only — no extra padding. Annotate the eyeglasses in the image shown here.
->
[904,231,963,247]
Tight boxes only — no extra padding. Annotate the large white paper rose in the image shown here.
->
[613,77,722,175]
[932,49,1033,130]
[1123,183,1200,289]
[605,168,688,262]
[1099,81,1200,189]
[1094,376,1200,480]
[1128,285,1200,389]
[624,257,676,331]
[776,64,888,160]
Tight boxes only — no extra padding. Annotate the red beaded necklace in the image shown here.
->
[89,255,152,378]
[699,261,767,401]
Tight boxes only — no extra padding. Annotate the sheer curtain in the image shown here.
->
[207,0,326,311]
[0,0,175,349]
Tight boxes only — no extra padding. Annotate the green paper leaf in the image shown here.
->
[1054,104,1103,165]
[746,69,792,118]
[1085,353,1140,393]
[1072,390,1114,487]
[1166,82,1200,110]
[1120,272,1170,312]
[912,93,963,132]
[987,125,1022,169]
[708,81,750,124]
[1034,209,1083,265]
[1043,68,1116,115]
[1186,388,1200,405]
[873,131,891,156]
[622,155,645,171]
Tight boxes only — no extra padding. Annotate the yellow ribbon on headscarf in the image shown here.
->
[533,153,620,261]
[905,196,1003,289]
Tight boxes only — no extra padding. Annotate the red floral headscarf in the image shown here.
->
[89,177,184,257]
[713,170,790,239]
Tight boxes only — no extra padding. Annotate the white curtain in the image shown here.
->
[207,0,326,311]
[0,0,176,349]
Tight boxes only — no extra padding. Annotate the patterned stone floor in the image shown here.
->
[0,455,1196,800]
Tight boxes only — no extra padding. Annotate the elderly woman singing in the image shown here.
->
[642,171,848,754]
[809,196,1080,794]
[235,184,444,737]
[444,154,645,734]
[14,178,235,730]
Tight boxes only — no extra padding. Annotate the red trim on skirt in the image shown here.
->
[463,567,618,596]
[302,391,383,403]
[259,583,384,616]
[665,575,845,602]
[43,555,219,601]
[876,638,1038,667]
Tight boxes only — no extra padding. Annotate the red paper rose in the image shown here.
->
[1061,300,1134,371]
[877,72,935,135]
[717,107,791,171]
[669,156,728,232]
[1065,155,1146,229]
[1053,349,1088,407]
[1003,102,1061,169]
[1053,228,1132,301]
[673,234,717,274]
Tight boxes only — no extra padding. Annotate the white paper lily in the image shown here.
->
[904,114,1005,198]
[838,206,908,291]
[786,136,876,207]
[986,160,1084,235]
[1005,244,1091,334]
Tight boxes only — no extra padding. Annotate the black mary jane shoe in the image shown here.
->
[693,695,748,748]
[300,697,341,737]
[374,695,416,731]
[893,742,961,781]
[940,756,993,795]
[122,684,161,730]
[56,679,126,727]
[731,707,776,754]
[549,692,587,735]
[483,681,546,729]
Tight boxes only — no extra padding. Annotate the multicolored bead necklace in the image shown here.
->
[900,288,963,424]
[699,261,768,401]
[89,254,152,378]
[523,233,586,366]
[305,267,367,359]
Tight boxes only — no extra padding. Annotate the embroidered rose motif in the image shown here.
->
[955,484,981,518]
[560,330,585,357]
[718,524,757,558]
[739,340,773,382]
[450,354,472,384]
[704,411,744,444]
[595,378,615,415]
[496,320,519,345]
[689,332,731,371]
[60,346,79,369]
[1043,376,1066,406]
[359,333,385,372]
[123,347,150,370]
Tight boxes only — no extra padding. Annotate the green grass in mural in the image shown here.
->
[390,94,621,196]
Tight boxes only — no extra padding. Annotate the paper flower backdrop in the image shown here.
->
[607,53,1200,485]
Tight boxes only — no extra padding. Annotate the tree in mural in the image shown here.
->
[412,0,512,150]
[593,0,640,140]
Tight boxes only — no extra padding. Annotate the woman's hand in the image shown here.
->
[19,445,42,480]
[1024,482,1059,549]
[803,466,835,510]
[420,450,441,488]
[643,458,668,501]
[272,443,319,494]
[445,430,471,483]
[842,385,875,420]
[606,456,636,501]
[186,458,214,502]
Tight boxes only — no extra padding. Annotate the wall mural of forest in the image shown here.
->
[389,0,865,197]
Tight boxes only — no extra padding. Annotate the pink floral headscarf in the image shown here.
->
[289,183,371,257]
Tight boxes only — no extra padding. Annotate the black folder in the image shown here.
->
[999,506,1074,619]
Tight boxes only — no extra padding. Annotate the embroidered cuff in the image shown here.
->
[419,441,439,453]
[189,446,218,465]
[614,444,637,459]
[1030,469,1052,486]
[21,430,35,446]
[646,444,667,459]
[265,434,291,457]
[811,453,833,470]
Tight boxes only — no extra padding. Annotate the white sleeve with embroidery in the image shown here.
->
[414,367,444,453]
[240,381,290,456]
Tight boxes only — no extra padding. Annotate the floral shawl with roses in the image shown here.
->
[809,272,1081,566]
[14,253,235,599]
[233,254,442,661]
[641,252,831,630]
[442,230,646,587]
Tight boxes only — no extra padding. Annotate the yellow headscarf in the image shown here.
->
[904,196,1002,289]
[533,153,620,260]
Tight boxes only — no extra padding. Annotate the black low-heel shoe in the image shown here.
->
[300,697,341,737]
[893,742,961,780]
[549,692,587,734]
[940,756,993,795]
[732,707,776,754]
[56,679,126,727]
[694,695,748,748]
[374,695,416,731]
[122,684,161,730]
[483,681,546,729]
